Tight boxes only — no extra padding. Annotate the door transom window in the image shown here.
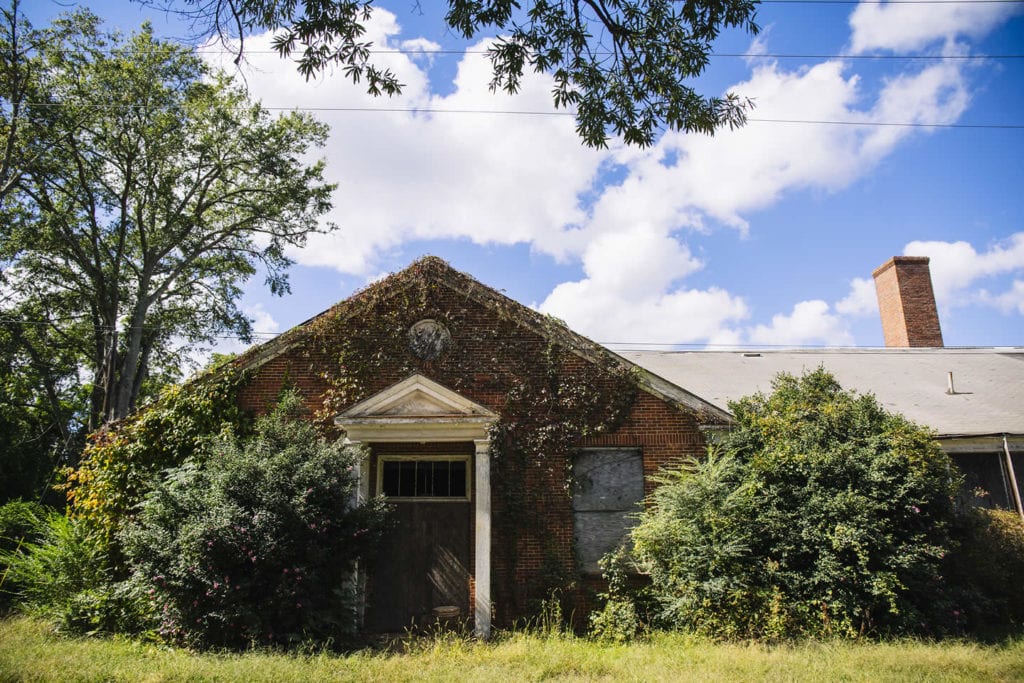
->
[378,456,471,501]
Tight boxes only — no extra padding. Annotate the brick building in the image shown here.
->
[232,256,730,637]
[230,255,1023,638]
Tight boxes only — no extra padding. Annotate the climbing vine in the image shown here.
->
[302,257,640,617]
[63,365,251,549]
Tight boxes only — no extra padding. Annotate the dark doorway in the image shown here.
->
[364,457,471,632]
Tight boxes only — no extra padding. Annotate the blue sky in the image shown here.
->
[28,0,1024,352]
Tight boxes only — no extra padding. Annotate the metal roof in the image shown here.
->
[619,348,1024,438]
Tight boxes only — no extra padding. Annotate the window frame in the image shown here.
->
[376,454,472,502]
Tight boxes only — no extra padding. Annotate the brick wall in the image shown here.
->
[872,256,944,348]
[234,263,708,627]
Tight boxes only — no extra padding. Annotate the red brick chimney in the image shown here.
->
[872,256,944,348]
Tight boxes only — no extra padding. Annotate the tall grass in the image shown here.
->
[3,616,1023,682]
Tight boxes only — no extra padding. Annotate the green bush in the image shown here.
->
[0,509,145,633]
[632,369,959,639]
[119,391,390,649]
[588,546,645,642]
[944,507,1024,634]
[589,598,639,643]
[0,500,48,613]
[65,367,249,549]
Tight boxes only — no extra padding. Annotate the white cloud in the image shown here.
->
[983,280,1024,315]
[539,55,971,344]
[748,300,855,347]
[836,277,878,317]
[201,7,1003,347]
[849,1,1021,54]
[583,56,970,239]
[903,233,1024,308]
[203,9,605,275]
[539,232,748,346]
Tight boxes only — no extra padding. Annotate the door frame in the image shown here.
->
[335,374,497,638]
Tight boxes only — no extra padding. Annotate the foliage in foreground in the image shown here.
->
[4,615,1024,683]
[64,366,249,549]
[632,369,961,639]
[154,0,759,148]
[0,500,47,613]
[119,391,390,649]
[945,507,1024,632]
[0,508,141,634]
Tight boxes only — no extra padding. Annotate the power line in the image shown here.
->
[198,47,1024,60]
[0,315,281,340]
[760,0,1023,3]
[21,100,1024,128]
[747,118,1024,129]
[0,316,1019,351]
[44,38,1023,60]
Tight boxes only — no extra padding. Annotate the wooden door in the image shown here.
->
[365,500,471,632]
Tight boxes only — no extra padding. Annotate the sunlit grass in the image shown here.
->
[2,616,1023,682]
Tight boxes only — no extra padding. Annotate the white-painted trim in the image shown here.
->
[474,439,491,640]
[336,374,495,639]
[339,374,498,420]
[339,419,493,443]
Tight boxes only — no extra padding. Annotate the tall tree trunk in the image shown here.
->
[113,300,149,421]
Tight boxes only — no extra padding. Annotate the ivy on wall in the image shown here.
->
[303,257,640,616]
[63,366,251,549]
[62,257,643,620]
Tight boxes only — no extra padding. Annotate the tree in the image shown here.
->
[0,9,335,428]
[119,391,390,648]
[143,0,760,148]
[631,369,960,639]
[0,0,35,206]
[0,303,84,503]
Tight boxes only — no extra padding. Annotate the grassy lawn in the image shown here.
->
[2,616,1023,682]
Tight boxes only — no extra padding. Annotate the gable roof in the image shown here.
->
[232,256,733,425]
[621,348,1024,439]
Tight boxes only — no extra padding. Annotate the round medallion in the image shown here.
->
[407,319,452,361]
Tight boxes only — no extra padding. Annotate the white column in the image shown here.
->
[344,438,370,503]
[473,438,492,639]
[343,438,368,629]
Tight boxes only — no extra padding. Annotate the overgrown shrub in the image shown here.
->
[588,546,644,642]
[119,391,390,649]
[632,369,959,639]
[0,509,145,633]
[944,507,1024,634]
[0,500,48,613]
[64,366,249,548]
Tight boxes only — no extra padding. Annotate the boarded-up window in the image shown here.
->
[571,448,643,573]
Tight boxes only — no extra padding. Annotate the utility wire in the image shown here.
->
[0,316,1020,351]
[760,0,1024,3]
[18,100,1024,128]
[193,47,1024,60]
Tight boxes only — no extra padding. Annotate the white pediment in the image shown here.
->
[335,375,497,443]
[338,374,496,420]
